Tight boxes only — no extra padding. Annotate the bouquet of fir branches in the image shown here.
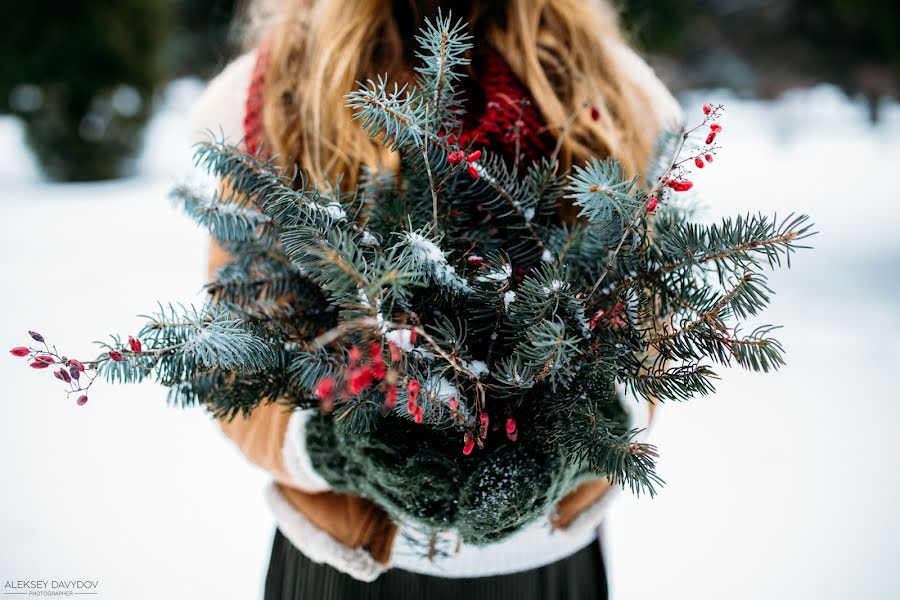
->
[11,14,813,546]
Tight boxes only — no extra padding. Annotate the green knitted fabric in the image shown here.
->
[304,393,628,544]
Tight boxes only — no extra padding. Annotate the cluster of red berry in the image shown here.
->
[313,339,405,414]
[312,330,522,454]
[11,331,145,406]
[461,412,518,456]
[646,102,725,215]
[446,143,482,179]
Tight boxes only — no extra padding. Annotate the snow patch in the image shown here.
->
[476,263,512,283]
[433,377,458,402]
[573,306,592,339]
[405,231,471,293]
[462,359,490,379]
[308,201,347,220]
[385,328,415,352]
[542,279,567,294]
[503,291,517,311]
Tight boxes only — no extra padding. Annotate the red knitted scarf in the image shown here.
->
[243,44,554,162]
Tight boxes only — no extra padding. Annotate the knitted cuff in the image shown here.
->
[266,484,386,582]
[282,409,332,493]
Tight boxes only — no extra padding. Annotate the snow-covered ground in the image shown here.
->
[1,81,898,599]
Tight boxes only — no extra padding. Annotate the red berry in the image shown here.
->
[590,105,601,121]
[449,397,458,411]
[705,154,714,164]
[128,336,142,353]
[673,181,694,192]
[666,179,677,189]
[710,123,722,134]
[414,406,423,424]
[694,157,705,169]
[370,343,385,379]
[10,347,29,357]
[507,429,518,442]
[348,346,362,365]
[314,376,336,401]
[36,355,54,363]
[706,132,717,145]
[69,359,85,372]
[371,361,386,380]
[58,369,71,383]
[467,255,484,267]
[462,435,475,455]
[28,331,44,343]
[467,164,479,179]
[703,103,712,115]
[447,150,465,165]
[407,379,421,404]
[505,417,517,434]
[69,365,80,381]
[30,361,49,369]
[646,197,659,212]
[479,411,489,437]
[385,384,398,409]
[466,150,481,162]
[108,351,123,362]
[408,329,418,346]
[348,366,374,395]
[446,135,456,145]
[77,395,89,406]
[54,370,64,380]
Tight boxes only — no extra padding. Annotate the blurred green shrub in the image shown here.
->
[619,0,899,107]
[0,1,169,181]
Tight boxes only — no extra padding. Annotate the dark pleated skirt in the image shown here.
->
[264,528,608,600]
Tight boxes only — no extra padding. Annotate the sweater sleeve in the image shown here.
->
[188,50,257,145]
[191,52,331,494]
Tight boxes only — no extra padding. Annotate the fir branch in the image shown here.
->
[625,363,719,403]
[346,77,425,151]
[414,9,472,130]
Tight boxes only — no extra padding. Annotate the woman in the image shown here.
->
[191,1,680,598]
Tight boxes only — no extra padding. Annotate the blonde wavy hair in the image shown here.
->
[243,0,657,191]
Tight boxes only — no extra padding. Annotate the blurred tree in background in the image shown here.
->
[0,1,169,181]
[620,0,900,120]
[0,0,234,182]
[1,0,897,181]
[165,0,238,79]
